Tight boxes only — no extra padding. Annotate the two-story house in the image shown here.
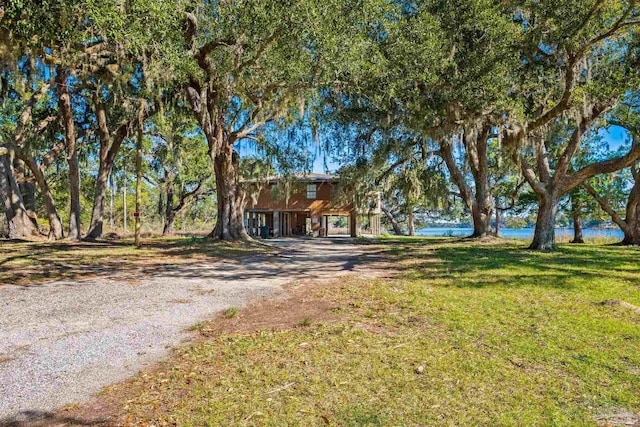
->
[244,173,381,238]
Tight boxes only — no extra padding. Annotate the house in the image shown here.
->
[244,173,381,238]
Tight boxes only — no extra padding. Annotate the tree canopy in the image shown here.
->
[0,0,639,249]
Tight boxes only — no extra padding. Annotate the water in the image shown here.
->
[416,227,625,240]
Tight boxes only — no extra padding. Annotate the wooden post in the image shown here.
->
[321,214,327,237]
[253,211,257,236]
[123,166,127,235]
[350,211,360,237]
[109,175,114,230]
[273,210,280,237]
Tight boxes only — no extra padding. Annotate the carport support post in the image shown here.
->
[350,211,360,238]
[273,211,280,237]
[321,215,327,237]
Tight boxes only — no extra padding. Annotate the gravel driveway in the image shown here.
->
[0,238,380,423]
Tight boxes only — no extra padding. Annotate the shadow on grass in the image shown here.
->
[4,234,635,290]
[0,236,390,288]
[363,236,640,290]
[0,236,269,286]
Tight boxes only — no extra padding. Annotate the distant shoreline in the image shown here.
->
[415,227,624,239]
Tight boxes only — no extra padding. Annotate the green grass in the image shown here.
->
[0,236,267,285]
[223,307,241,319]
[297,317,313,327]
[113,238,640,426]
[188,322,206,332]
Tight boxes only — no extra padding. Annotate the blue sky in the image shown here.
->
[602,125,629,150]
[237,124,632,176]
[309,125,633,173]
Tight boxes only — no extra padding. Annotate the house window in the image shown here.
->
[306,183,317,199]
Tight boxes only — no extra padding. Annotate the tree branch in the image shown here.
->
[534,136,552,184]
[529,3,639,132]
[231,110,277,142]
[553,100,614,184]
[529,52,578,131]
[237,30,281,73]
[440,138,474,208]
[582,181,628,231]
[14,84,51,144]
[41,140,67,169]
[562,141,640,192]
[496,179,527,211]
[519,154,547,195]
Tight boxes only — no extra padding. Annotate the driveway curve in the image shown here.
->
[0,238,383,422]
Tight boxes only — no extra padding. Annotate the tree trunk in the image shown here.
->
[86,164,110,239]
[621,222,640,245]
[58,69,81,240]
[21,157,64,240]
[520,102,640,250]
[67,150,81,240]
[163,209,176,236]
[161,182,206,236]
[14,160,40,229]
[468,133,494,238]
[86,88,151,239]
[42,191,64,240]
[184,86,249,241]
[470,200,493,237]
[440,127,494,239]
[109,176,114,230]
[583,179,640,245]
[162,174,175,236]
[0,205,8,238]
[530,193,558,250]
[210,140,249,240]
[408,210,415,236]
[86,93,112,240]
[568,191,584,244]
[0,153,38,238]
[621,179,640,245]
[15,161,36,215]
[134,116,143,248]
[381,205,404,235]
[570,213,584,244]
[123,173,127,235]
[495,208,501,237]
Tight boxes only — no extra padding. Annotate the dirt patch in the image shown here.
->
[196,281,341,338]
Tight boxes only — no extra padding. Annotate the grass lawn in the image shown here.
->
[0,236,267,285]
[69,238,640,426]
